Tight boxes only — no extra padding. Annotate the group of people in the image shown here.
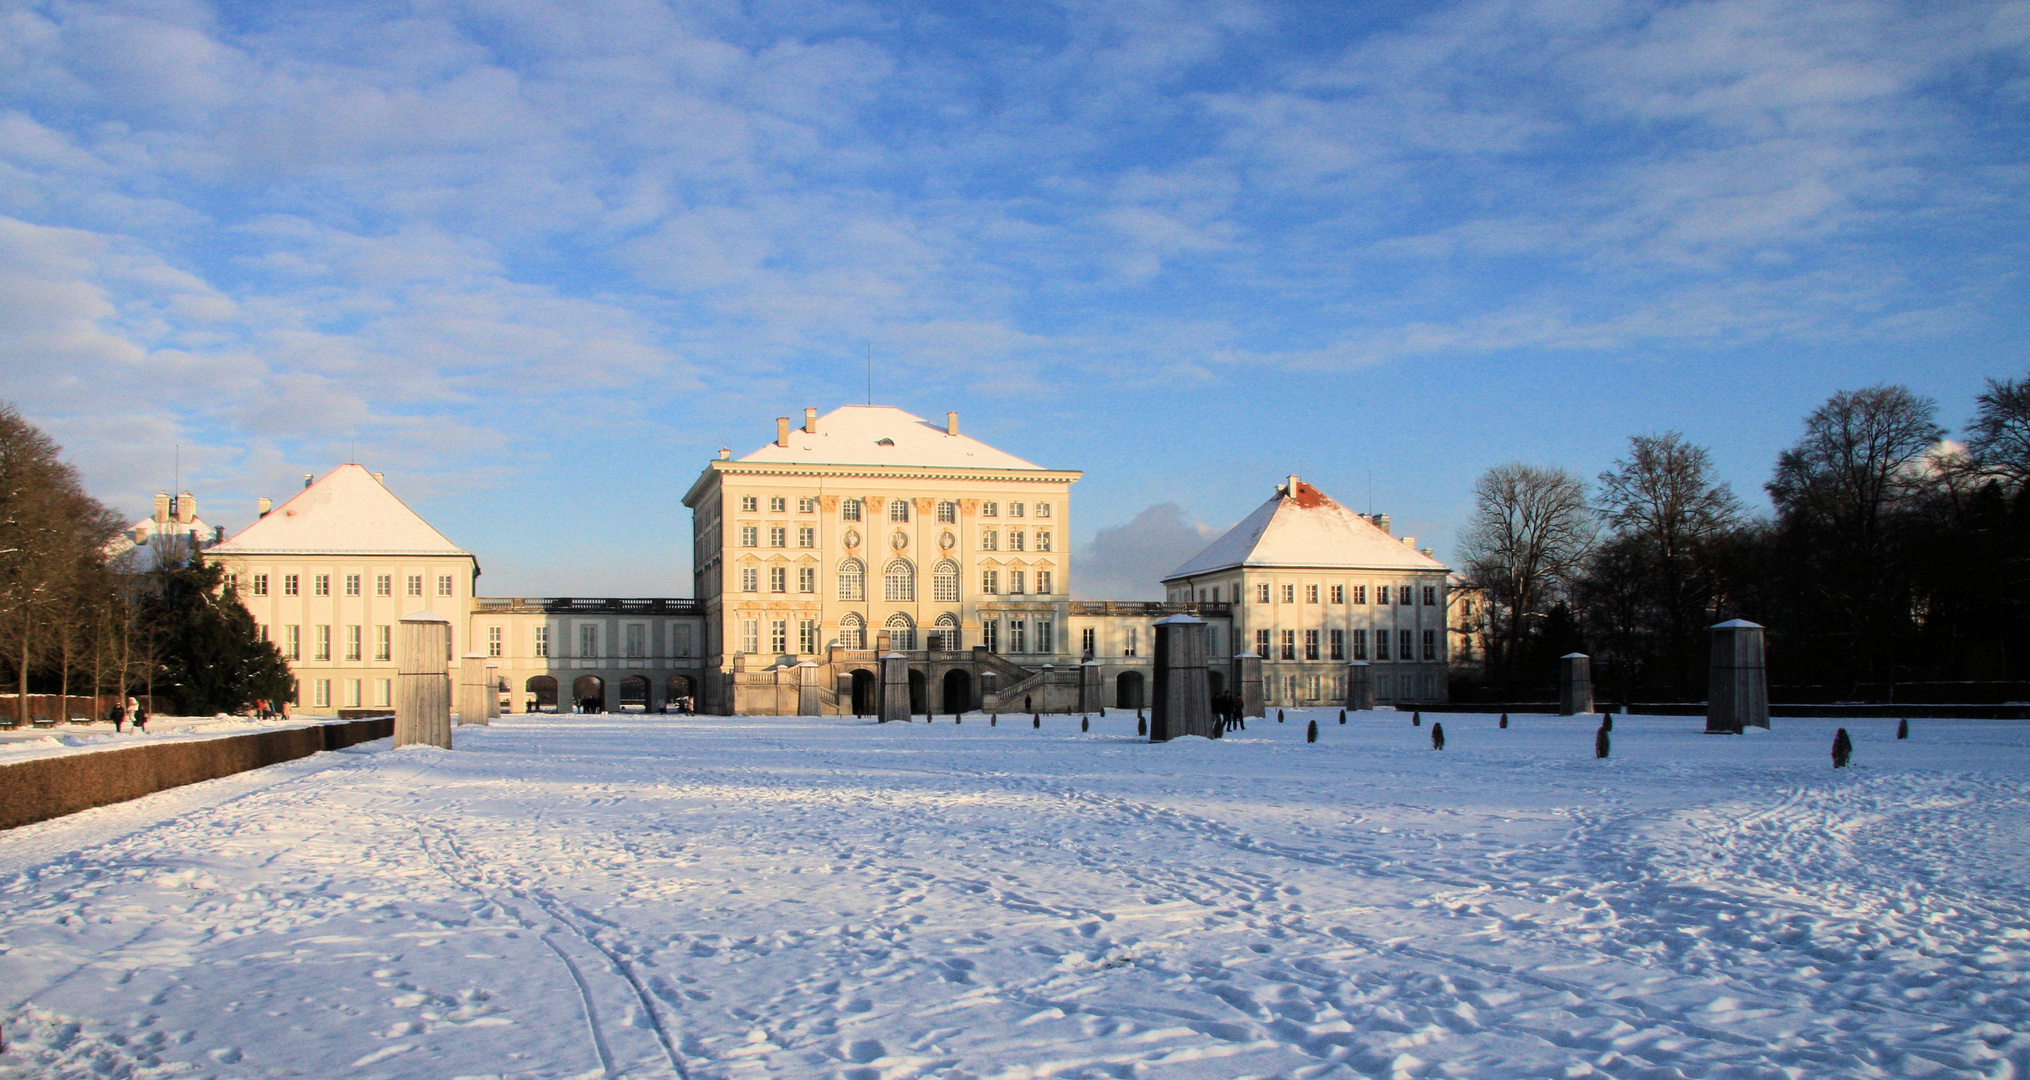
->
[106,697,148,732]
[1212,692,1248,734]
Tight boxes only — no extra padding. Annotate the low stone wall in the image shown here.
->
[0,716,393,831]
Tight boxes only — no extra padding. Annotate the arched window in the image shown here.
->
[837,558,865,601]
[886,613,916,651]
[837,612,866,649]
[884,559,915,602]
[931,612,960,651]
[933,559,960,603]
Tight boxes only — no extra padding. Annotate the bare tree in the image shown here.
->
[1965,374,2030,489]
[1456,463,1595,687]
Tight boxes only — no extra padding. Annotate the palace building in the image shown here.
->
[206,405,1454,716]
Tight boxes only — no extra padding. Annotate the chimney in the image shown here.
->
[304,473,314,488]
[1286,475,1300,497]
[257,496,272,517]
[1372,513,1391,535]
[1402,536,1417,549]
[946,411,959,436]
[776,417,791,447]
[372,472,384,484]
[1422,548,1435,558]
[153,492,170,525]
[718,447,731,460]
[804,407,818,434]
[176,492,196,524]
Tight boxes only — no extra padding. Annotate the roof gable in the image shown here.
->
[212,465,470,557]
[735,406,1043,470]
[1164,479,1447,580]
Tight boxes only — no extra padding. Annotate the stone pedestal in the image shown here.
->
[1345,661,1373,711]
[456,652,488,726]
[878,652,910,723]
[798,661,821,716]
[1079,660,1102,714]
[485,662,500,720]
[1708,619,1769,732]
[396,611,452,748]
[1150,615,1214,741]
[1233,652,1265,718]
[1558,653,1594,716]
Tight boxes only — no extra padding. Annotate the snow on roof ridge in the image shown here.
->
[212,464,471,557]
[733,405,1046,471]
[1163,477,1447,580]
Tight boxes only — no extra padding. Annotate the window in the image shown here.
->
[439,575,453,597]
[1280,630,1296,661]
[769,566,787,593]
[1037,620,1053,654]
[838,559,865,601]
[770,620,788,654]
[1082,627,1096,656]
[740,495,758,512]
[884,560,915,602]
[1354,585,1368,605]
[1424,585,1438,606]
[798,566,816,594]
[346,679,361,708]
[981,502,998,517]
[1036,502,1051,518]
[1009,570,1026,595]
[1037,531,1052,552]
[1258,583,1271,604]
[284,625,301,660]
[798,619,817,654]
[375,679,391,708]
[740,525,758,547]
[534,626,549,657]
[1377,585,1391,606]
[1010,530,1025,552]
[315,625,331,660]
[284,574,299,596]
[1375,631,1389,660]
[741,567,759,592]
[769,526,787,548]
[315,574,330,596]
[488,625,502,657]
[1331,584,1344,604]
[1305,629,1320,660]
[890,499,910,522]
[407,574,423,596]
[1280,584,1294,604]
[934,560,960,602]
[842,498,863,522]
[1009,619,1026,653]
[580,624,599,658]
[627,624,646,658]
[671,625,692,656]
[1210,625,1224,656]
[982,529,998,551]
[1255,629,1271,654]
[931,614,960,651]
[797,526,815,548]
[345,625,362,661]
[1423,629,1438,661]
[1307,674,1322,701]
[741,620,759,654]
[375,574,391,597]
[887,615,916,651]
[314,679,331,708]
[1398,584,1412,605]
[1124,626,1139,657]
[225,572,239,592]
[1306,584,1318,604]
[769,496,786,513]
[1401,629,1415,660]
[1212,585,1221,603]
[937,501,957,523]
[1354,629,1368,660]
[1330,629,1345,661]
[982,620,999,652]
[345,574,361,596]
[252,574,269,596]
[981,568,999,595]
[375,625,391,661]
[1035,570,1052,594]
[1010,502,1025,517]
[838,613,866,649]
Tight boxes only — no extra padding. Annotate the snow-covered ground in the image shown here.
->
[0,713,349,764]
[3,710,2026,1080]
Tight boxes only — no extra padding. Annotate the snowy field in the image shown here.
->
[3,710,2027,1080]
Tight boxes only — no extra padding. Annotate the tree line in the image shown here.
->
[1457,379,2029,703]
[0,404,292,723]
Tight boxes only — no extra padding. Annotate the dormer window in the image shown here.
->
[876,438,895,446]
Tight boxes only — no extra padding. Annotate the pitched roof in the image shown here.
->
[1163,478,1448,580]
[211,464,471,557]
[736,405,1043,470]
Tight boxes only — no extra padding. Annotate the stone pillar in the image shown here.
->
[1708,620,1770,732]
[456,653,488,726]
[1345,661,1373,711]
[798,661,822,716]
[878,652,910,723]
[1079,660,1102,713]
[1150,615,1214,741]
[396,611,452,748]
[485,663,500,720]
[1234,652,1265,718]
[1558,653,1594,716]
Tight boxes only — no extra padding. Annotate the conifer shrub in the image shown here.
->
[1432,722,1445,751]
[1832,728,1853,768]
[1499,713,1509,728]
[1307,719,1318,743]
[1412,711,1421,727]
[1595,725,1610,759]
[1602,714,1613,732]
[1033,713,1040,729]
[1338,708,1346,724]
[1137,716,1146,736]
[1897,718,1909,739]
[1278,709,1284,723]
[1081,716,1088,732]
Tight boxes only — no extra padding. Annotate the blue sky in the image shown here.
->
[4,0,2025,598]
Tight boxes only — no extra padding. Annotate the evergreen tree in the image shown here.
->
[133,550,295,715]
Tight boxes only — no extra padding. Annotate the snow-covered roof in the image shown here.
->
[211,465,472,558]
[1163,478,1448,581]
[736,406,1042,470]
